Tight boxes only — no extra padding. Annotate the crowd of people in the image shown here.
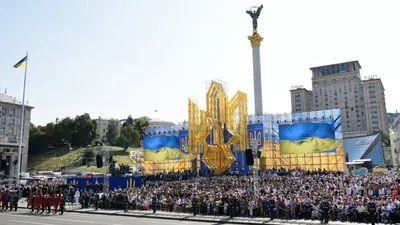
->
[2,169,400,224]
[82,169,400,224]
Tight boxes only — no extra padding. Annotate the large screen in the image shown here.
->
[143,133,194,161]
[279,121,336,154]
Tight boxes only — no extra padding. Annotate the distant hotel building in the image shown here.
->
[290,61,388,138]
[0,93,33,178]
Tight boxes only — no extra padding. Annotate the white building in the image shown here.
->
[391,116,400,167]
[0,93,33,178]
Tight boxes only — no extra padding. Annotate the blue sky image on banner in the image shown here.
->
[143,134,194,161]
[279,121,336,154]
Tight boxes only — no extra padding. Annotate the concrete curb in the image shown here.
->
[67,209,285,224]
[65,209,342,225]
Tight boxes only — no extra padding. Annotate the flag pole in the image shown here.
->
[16,52,28,184]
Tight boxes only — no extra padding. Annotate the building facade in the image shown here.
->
[392,117,400,167]
[0,93,33,178]
[290,61,388,138]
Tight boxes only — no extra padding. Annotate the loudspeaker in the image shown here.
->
[1,160,5,170]
[96,155,103,168]
[109,156,113,162]
[257,150,262,158]
[245,149,254,166]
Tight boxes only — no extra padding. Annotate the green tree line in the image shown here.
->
[29,114,149,155]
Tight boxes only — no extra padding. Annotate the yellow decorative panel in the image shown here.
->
[188,81,248,174]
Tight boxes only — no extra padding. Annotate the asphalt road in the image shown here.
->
[0,208,235,225]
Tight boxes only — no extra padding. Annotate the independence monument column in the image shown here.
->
[246,5,264,116]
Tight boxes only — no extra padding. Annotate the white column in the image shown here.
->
[252,47,263,115]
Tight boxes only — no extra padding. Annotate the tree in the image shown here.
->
[119,125,141,150]
[106,119,120,145]
[132,118,149,139]
[29,113,98,154]
[378,130,391,147]
[71,113,97,147]
[122,115,134,128]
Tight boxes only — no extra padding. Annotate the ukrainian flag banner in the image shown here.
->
[13,56,28,68]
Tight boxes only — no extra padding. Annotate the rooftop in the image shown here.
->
[310,60,362,70]
[0,93,33,108]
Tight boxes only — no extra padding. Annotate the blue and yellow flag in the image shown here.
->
[13,56,28,68]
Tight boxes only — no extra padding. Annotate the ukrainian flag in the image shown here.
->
[13,56,28,68]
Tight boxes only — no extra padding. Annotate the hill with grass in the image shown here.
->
[28,146,144,173]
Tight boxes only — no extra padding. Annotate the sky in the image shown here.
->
[1,0,399,126]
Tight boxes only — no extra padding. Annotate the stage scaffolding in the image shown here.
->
[250,108,345,171]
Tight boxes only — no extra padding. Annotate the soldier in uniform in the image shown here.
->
[152,192,157,214]
[31,189,36,213]
[367,200,377,225]
[320,199,330,224]
[123,193,129,213]
[192,194,198,216]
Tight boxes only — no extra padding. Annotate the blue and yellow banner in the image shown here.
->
[279,121,336,154]
[143,134,195,161]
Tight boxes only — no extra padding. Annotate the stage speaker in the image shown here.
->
[96,155,103,168]
[246,149,254,166]
[1,160,5,170]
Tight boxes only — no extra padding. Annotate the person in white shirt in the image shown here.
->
[74,189,80,204]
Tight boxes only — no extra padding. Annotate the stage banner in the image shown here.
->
[179,130,189,154]
[67,176,142,191]
[248,123,264,150]
[279,121,336,154]
[143,134,195,162]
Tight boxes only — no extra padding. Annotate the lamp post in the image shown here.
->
[61,139,73,176]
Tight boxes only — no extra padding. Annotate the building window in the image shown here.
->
[9,108,15,116]
[8,127,14,134]
[9,118,15,125]
[1,117,6,124]
[1,107,6,115]
[103,129,106,133]
[0,126,5,133]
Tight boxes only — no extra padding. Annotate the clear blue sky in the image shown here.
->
[1,0,399,125]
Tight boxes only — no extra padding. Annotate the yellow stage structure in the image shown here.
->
[188,81,248,174]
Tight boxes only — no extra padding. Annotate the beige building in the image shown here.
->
[96,117,121,142]
[290,61,388,138]
[391,117,400,167]
[362,77,388,134]
[0,93,33,178]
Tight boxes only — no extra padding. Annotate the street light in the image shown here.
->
[61,139,73,176]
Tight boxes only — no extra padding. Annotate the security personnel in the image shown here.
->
[12,191,19,211]
[320,200,330,224]
[269,197,276,220]
[123,193,129,213]
[228,195,235,218]
[152,193,157,214]
[192,194,198,216]
[94,193,100,210]
[367,201,377,225]
[59,194,65,215]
